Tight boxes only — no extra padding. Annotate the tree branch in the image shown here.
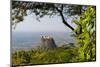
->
[60,11,75,31]
[55,6,75,31]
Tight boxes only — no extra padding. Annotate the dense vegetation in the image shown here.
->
[73,6,96,61]
[12,45,79,66]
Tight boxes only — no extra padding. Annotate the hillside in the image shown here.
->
[12,45,79,66]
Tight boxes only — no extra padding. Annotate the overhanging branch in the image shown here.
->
[55,6,75,31]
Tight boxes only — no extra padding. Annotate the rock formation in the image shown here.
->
[41,35,57,49]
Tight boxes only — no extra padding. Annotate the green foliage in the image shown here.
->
[73,6,96,61]
[12,45,79,66]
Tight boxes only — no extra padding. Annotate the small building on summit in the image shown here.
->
[41,35,57,49]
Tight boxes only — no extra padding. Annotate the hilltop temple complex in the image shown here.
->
[41,35,57,49]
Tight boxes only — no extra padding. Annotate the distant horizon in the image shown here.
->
[12,31,74,33]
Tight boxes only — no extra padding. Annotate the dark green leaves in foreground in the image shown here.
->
[12,46,78,66]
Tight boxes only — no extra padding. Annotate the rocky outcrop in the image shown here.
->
[41,36,57,49]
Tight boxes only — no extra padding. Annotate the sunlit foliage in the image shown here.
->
[73,6,96,61]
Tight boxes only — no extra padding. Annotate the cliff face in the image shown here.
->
[41,36,57,49]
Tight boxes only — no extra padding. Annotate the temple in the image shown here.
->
[41,35,57,49]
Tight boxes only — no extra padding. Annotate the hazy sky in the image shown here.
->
[12,13,77,32]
